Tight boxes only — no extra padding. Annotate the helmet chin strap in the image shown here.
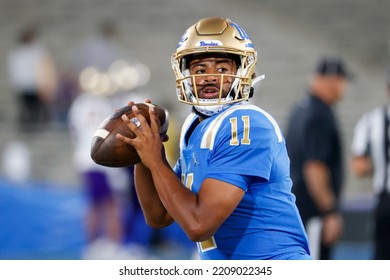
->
[193,103,233,117]
[191,95,233,117]
[192,106,211,118]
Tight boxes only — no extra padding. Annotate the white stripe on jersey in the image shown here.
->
[180,112,198,151]
[201,104,283,150]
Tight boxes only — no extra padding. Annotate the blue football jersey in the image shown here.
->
[173,103,311,260]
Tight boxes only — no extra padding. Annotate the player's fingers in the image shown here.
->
[145,99,152,104]
[131,105,151,132]
[115,132,133,144]
[148,106,160,133]
[120,113,143,140]
[116,133,142,152]
[115,116,141,149]
[127,101,135,107]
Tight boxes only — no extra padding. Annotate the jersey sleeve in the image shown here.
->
[351,112,371,156]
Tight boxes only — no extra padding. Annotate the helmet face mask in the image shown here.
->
[171,17,257,116]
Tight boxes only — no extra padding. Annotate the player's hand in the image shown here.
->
[124,99,169,142]
[322,212,343,246]
[117,104,165,169]
[127,98,152,107]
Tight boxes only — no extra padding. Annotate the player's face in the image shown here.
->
[189,56,237,99]
[327,76,347,102]
[314,75,347,104]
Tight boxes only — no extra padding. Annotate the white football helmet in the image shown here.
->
[171,17,258,116]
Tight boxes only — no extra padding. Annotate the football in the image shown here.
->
[90,103,169,167]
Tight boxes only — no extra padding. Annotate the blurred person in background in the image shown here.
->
[55,19,126,124]
[350,67,390,260]
[67,19,192,259]
[68,86,153,259]
[285,57,351,259]
[61,19,152,118]
[68,89,126,259]
[6,25,58,131]
[66,20,155,258]
[69,20,124,79]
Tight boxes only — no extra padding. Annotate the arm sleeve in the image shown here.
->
[351,113,371,156]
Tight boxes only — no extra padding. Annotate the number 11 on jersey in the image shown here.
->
[230,116,251,146]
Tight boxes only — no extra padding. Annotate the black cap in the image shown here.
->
[315,56,352,79]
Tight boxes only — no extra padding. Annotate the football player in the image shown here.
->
[117,17,312,260]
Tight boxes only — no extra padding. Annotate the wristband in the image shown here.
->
[321,206,338,217]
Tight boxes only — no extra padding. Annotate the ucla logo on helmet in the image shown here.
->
[230,21,251,40]
[230,21,254,49]
[196,40,223,47]
[177,31,188,48]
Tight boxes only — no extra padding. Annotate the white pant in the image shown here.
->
[306,216,323,260]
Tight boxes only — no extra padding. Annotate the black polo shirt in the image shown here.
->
[285,94,344,223]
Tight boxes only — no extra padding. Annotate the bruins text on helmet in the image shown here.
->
[171,17,263,116]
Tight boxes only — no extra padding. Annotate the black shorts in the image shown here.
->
[374,192,390,260]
